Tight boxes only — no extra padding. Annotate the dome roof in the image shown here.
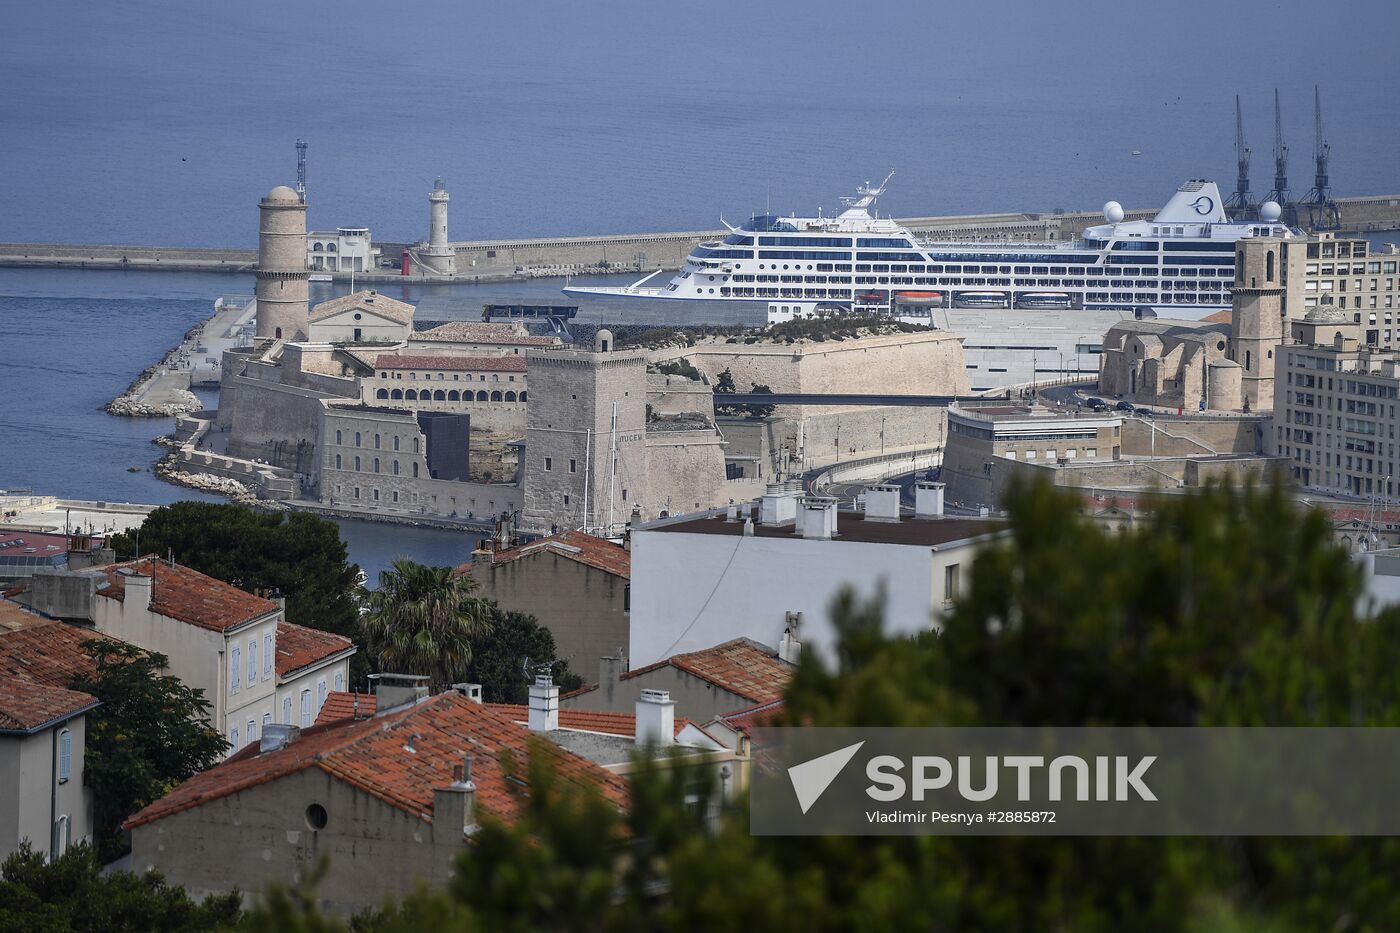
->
[1303,306,1350,324]
[265,185,300,203]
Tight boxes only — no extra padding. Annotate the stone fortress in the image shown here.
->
[190,184,973,533]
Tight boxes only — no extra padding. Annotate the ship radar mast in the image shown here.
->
[839,170,895,216]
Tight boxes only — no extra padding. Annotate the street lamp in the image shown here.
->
[880,415,886,456]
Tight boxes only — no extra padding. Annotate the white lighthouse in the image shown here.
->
[414,177,457,277]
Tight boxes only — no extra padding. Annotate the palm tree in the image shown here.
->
[358,559,490,688]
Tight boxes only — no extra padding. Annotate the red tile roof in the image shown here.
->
[374,354,528,372]
[275,623,354,679]
[712,698,787,735]
[315,691,378,725]
[483,704,690,737]
[621,639,792,705]
[96,558,279,633]
[125,692,629,831]
[0,679,98,733]
[0,619,117,688]
[459,529,630,580]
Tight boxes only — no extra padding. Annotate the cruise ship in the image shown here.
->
[565,175,1296,323]
[563,175,1298,389]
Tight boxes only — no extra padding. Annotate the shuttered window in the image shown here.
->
[264,633,274,678]
[58,729,72,783]
[230,647,241,692]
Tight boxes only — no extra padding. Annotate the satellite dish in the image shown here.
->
[1259,200,1283,222]
[1103,201,1125,223]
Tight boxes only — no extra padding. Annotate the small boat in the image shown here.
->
[126,466,142,473]
[1131,149,1142,156]
[309,273,333,283]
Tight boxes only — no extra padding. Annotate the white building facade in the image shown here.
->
[628,488,1005,667]
[307,228,378,274]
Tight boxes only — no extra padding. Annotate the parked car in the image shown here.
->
[1114,400,1136,411]
[1085,397,1108,411]
[1135,406,1153,416]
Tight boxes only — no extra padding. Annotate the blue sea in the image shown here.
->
[4,0,1398,247]
[4,0,1399,576]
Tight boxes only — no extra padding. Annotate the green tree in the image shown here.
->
[745,382,776,418]
[109,502,361,644]
[461,607,583,703]
[359,560,490,688]
[69,640,227,861]
[0,842,241,932]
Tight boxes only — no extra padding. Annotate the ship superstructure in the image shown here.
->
[564,177,1297,326]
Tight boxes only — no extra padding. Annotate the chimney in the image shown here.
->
[864,483,902,522]
[433,754,478,839]
[799,496,838,540]
[452,683,483,704]
[370,673,431,712]
[259,723,300,753]
[759,484,797,526]
[598,652,626,710]
[635,689,675,747]
[528,675,559,732]
[914,480,946,519]
[123,571,153,610]
[778,611,804,664]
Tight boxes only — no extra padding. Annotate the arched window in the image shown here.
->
[476,390,488,401]
[414,438,420,453]
[354,456,361,471]
[519,391,527,402]
[275,327,282,339]
[433,390,446,401]
[412,462,419,478]
[1266,250,1276,282]
[373,458,380,473]
[393,436,400,451]
[448,390,460,401]
[504,391,516,402]
[490,390,502,402]
[335,454,342,469]
[327,243,337,253]
[405,389,418,400]
[312,242,323,252]
[391,388,403,399]
[354,432,361,447]
[335,430,342,445]
[376,388,388,399]
[374,434,381,449]
[392,460,400,475]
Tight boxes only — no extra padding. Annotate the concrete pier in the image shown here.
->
[3,193,1398,277]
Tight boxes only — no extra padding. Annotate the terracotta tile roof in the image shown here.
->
[275,623,354,679]
[0,679,98,733]
[0,619,116,688]
[0,600,46,633]
[483,704,690,737]
[621,639,792,705]
[1201,309,1234,324]
[373,353,528,372]
[712,698,787,735]
[125,692,629,831]
[411,322,557,346]
[315,691,378,725]
[460,529,630,580]
[95,558,279,634]
[310,290,416,325]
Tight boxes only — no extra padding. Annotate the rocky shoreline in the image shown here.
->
[104,319,208,417]
[152,451,277,509]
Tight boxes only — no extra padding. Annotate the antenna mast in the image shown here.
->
[1301,84,1341,231]
[1224,95,1254,216]
[295,139,308,204]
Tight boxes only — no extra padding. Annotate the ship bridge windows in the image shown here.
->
[1164,241,1236,252]
[857,237,914,249]
[758,236,852,248]
[1111,240,1160,251]
[693,247,753,259]
[722,234,755,246]
[759,250,850,261]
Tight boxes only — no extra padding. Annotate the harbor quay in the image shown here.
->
[5,192,1399,279]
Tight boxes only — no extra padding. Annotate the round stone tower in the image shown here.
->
[255,185,309,341]
[417,177,457,277]
[1230,238,1285,413]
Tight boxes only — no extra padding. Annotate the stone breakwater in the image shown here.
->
[104,320,207,418]
[153,451,279,509]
